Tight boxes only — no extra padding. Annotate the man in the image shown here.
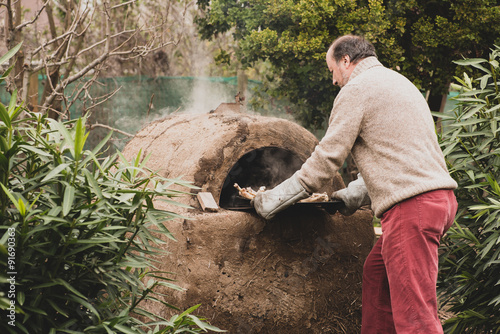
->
[253,35,458,333]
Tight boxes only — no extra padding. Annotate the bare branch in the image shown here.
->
[21,51,32,102]
[90,123,134,137]
[11,0,183,118]
[32,30,76,56]
[44,1,59,41]
[32,5,91,57]
[41,51,108,110]
[43,104,68,119]
[51,0,67,15]
[31,60,69,73]
[110,0,137,10]
[147,93,154,119]
[104,2,111,53]
[43,62,59,93]
[4,0,14,46]
[75,27,138,59]
[15,0,49,31]
[74,39,107,58]
[63,65,106,114]
[81,86,121,115]
[113,41,176,59]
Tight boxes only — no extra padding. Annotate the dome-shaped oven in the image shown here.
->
[122,107,374,333]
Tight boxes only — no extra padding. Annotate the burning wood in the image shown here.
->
[299,192,329,202]
[234,183,329,202]
[234,183,266,200]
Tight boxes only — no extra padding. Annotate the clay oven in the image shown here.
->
[122,106,375,333]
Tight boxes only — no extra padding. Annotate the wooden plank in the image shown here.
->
[197,192,219,212]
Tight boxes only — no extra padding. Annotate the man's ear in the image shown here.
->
[343,55,351,68]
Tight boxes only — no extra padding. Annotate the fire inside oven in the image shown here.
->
[219,147,304,209]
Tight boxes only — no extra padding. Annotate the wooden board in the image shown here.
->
[197,192,219,212]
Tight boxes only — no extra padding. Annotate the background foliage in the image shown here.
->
[196,0,500,130]
[0,47,223,333]
[436,45,500,333]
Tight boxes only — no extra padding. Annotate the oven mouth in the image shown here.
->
[219,147,304,209]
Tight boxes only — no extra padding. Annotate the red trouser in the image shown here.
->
[361,189,457,334]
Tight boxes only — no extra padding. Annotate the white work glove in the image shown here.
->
[331,174,371,216]
[252,172,310,220]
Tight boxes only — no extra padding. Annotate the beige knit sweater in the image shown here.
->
[297,56,457,218]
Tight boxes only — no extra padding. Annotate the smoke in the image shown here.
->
[180,78,237,114]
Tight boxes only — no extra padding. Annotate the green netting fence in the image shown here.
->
[0,76,262,150]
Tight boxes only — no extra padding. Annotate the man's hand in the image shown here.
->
[252,173,310,220]
[331,174,371,216]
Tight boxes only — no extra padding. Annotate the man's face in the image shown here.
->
[326,49,350,87]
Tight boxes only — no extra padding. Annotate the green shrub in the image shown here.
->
[0,47,223,333]
[436,45,500,333]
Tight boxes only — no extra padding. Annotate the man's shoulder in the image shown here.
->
[350,65,413,90]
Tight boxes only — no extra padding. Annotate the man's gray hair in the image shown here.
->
[330,35,377,64]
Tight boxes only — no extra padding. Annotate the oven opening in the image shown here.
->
[219,147,304,209]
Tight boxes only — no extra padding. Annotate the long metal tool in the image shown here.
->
[226,198,344,214]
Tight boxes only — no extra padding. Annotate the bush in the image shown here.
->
[436,45,500,333]
[0,47,223,333]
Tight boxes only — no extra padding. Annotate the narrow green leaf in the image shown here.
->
[1,183,22,213]
[17,291,25,306]
[7,90,17,115]
[83,169,103,199]
[471,63,492,74]
[485,103,500,113]
[453,58,487,66]
[487,175,500,196]
[111,324,137,334]
[0,103,11,128]
[81,130,113,166]
[0,42,22,66]
[134,148,142,168]
[441,141,458,157]
[460,105,485,120]
[0,65,15,87]
[480,75,489,90]
[431,111,455,120]
[57,278,87,300]
[488,294,500,307]
[480,238,496,260]
[49,119,74,154]
[41,163,70,182]
[188,314,226,332]
[19,144,52,157]
[76,237,124,244]
[17,198,26,217]
[178,304,201,318]
[454,97,487,103]
[73,118,89,160]
[455,89,494,97]
[47,299,69,318]
[62,185,75,216]
[67,294,100,321]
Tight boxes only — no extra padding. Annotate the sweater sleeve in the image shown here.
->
[297,84,364,193]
